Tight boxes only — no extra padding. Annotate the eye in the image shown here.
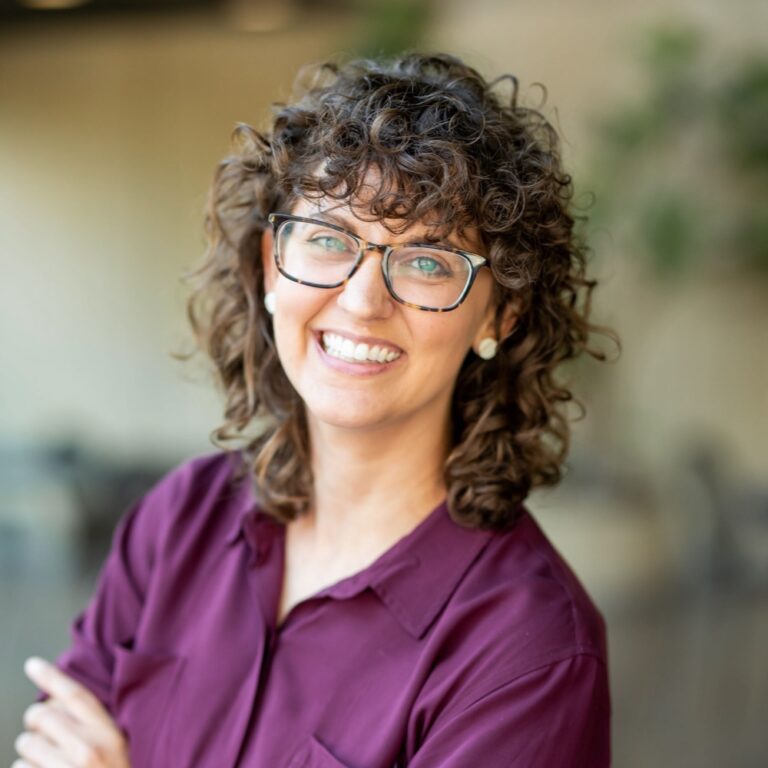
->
[405,254,451,277]
[414,256,440,273]
[308,234,353,253]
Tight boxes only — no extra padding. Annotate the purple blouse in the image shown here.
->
[36,452,611,767]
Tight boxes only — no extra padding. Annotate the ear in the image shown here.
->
[497,299,520,341]
[261,226,277,294]
[473,296,520,349]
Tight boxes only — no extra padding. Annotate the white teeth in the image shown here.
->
[341,338,355,358]
[321,332,401,364]
[353,343,369,361]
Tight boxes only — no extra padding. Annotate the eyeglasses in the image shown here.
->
[267,213,489,312]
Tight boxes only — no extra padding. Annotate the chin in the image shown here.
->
[300,387,396,431]
[307,402,391,432]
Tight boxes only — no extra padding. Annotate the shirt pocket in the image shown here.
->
[288,735,354,768]
[111,642,186,768]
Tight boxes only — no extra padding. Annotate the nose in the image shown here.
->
[335,246,394,320]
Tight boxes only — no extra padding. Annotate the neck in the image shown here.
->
[304,408,451,551]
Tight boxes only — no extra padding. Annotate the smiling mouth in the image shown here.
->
[319,331,402,364]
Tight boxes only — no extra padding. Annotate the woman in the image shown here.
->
[17,53,618,767]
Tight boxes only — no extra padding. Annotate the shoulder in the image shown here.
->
[434,504,608,695]
[491,506,607,659]
[156,449,246,498]
[409,504,611,746]
[124,450,252,557]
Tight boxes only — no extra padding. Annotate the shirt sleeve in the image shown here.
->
[408,653,611,768]
[34,469,180,713]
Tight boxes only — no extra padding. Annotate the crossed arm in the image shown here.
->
[16,653,608,768]
[15,656,130,768]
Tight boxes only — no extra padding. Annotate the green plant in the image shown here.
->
[586,23,768,279]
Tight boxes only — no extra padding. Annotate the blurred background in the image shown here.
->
[1,0,767,765]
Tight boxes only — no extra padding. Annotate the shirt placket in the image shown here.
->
[224,513,286,766]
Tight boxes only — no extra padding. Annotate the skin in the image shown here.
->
[15,177,519,763]
[264,178,518,620]
[15,657,129,767]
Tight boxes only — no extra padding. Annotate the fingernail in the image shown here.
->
[23,703,43,727]
[24,657,47,678]
[15,732,32,752]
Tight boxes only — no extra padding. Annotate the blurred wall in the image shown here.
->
[2,3,767,766]
[0,10,357,461]
[427,0,768,484]
[2,0,766,474]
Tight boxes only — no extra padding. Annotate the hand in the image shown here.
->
[14,656,131,768]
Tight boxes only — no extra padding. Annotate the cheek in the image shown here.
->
[273,282,329,346]
[410,314,477,376]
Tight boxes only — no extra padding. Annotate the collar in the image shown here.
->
[367,501,498,638]
[225,493,503,639]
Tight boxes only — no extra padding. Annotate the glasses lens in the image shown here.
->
[388,246,472,309]
[277,219,358,286]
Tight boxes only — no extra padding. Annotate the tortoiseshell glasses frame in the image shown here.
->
[267,212,489,313]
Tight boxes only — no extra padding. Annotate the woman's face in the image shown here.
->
[261,185,500,436]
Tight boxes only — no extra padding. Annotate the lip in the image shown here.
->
[311,331,405,376]
[312,328,404,354]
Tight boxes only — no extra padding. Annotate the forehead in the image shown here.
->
[290,191,483,253]
[286,161,484,251]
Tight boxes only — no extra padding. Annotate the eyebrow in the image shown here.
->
[309,207,469,252]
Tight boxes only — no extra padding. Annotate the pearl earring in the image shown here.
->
[477,337,498,360]
[264,291,276,315]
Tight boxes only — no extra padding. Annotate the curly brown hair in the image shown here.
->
[182,52,620,531]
